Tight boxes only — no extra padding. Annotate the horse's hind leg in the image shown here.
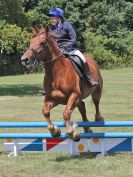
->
[92,85,104,122]
[77,101,92,133]
[42,97,61,137]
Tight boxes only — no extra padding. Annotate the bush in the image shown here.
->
[0,21,32,75]
[84,30,133,68]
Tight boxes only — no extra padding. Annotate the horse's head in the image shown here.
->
[21,27,60,70]
[21,29,48,69]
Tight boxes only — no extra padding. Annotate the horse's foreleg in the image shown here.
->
[42,98,60,137]
[63,93,80,141]
[77,101,92,133]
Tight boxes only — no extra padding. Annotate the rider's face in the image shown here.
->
[50,16,60,26]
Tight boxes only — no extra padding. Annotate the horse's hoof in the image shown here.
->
[66,123,80,141]
[53,126,61,137]
[49,126,61,138]
[72,131,80,142]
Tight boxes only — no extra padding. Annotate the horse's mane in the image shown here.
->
[34,26,61,50]
[46,30,62,53]
[34,27,62,60]
[47,32,61,49]
[48,32,60,41]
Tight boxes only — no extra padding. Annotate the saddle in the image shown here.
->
[67,54,84,79]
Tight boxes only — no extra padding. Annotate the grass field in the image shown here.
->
[0,68,133,177]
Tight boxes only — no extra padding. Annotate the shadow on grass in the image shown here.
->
[55,152,98,162]
[0,84,42,96]
[55,152,118,162]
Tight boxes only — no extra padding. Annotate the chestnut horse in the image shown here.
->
[21,27,103,141]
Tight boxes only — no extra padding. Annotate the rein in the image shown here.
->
[43,51,63,65]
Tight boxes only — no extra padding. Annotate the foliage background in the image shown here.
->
[0,0,133,75]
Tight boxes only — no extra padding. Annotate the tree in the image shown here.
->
[0,0,28,28]
[125,2,133,30]
[0,21,31,75]
[0,0,133,75]
[22,0,39,12]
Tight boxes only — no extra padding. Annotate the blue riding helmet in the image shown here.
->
[49,8,64,17]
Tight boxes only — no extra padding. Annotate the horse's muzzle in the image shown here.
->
[21,57,37,70]
[21,57,33,69]
[21,58,26,66]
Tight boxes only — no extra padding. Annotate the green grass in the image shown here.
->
[0,68,133,177]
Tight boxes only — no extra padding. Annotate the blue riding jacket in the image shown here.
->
[50,21,77,50]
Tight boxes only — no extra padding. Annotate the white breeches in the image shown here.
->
[69,49,86,63]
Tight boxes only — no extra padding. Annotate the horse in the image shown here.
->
[21,26,104,141]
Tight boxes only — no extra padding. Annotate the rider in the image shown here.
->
[48,7,98,87]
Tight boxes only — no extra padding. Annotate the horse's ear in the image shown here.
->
[45,25,50,34]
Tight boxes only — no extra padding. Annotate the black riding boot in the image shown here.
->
[83,62,98,87]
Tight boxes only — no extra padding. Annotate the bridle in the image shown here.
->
[26,37,63,68]
[27,42,48,67]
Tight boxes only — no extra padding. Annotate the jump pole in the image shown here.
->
[2,121,133,157]
[1,121,133,127]
[2,132,133,138]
